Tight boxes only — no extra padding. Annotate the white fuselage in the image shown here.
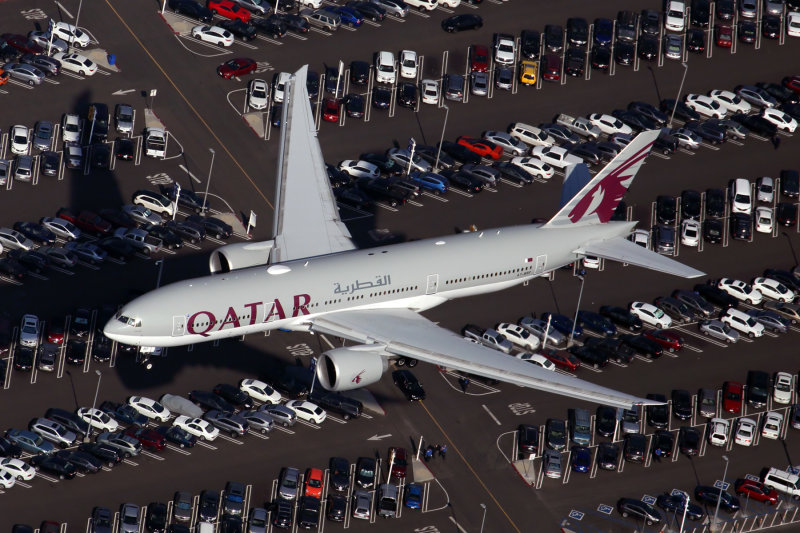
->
[103,220,635,347]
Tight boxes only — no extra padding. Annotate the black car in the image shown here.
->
[276,13,309,33]
[695,486,740,512]
[349,60,369,85]
[566,17,588,46]
[30,454,77,479]
[168,0,213,22]
[492,161,533,185]
[520,29,540,59]
[704,219,723,242]
[438,141,481,165]
[584,337,635,364]
[155,425,196,448]
[160,184,210,214]
[329,457,350,491]
[762,14,781,38]
[671,389,692,420]
[444,171,483,193]
[637,35,658,61]
[778,202,798,227]
[746,370,770,408]
[599,305,643,331]
[115,138,135,160]
[691,0,710,26]
[654,296,695,323]
[517,424,539,458]
[304,71,319,100]
[576,310,616,336]
[334,185,372,209]
[570,143,601,165]
[199,490,220,522]
[185,215,232,239]
[717,0,735,19]
[58,450,104,474]
[651,430,674,459]
[568,344,609,368]
[597,442,619,470]
[251,16,287,39]
[441,14,482,32]
[641,8,660,35]
[372,86,391,109]
[65,339,86,365]
[89,143,110,168]
[619,333,663,358]
[100,401,149,426]
[92,335,112,363]
[595,405,618,438]
[271,500,293,529]
[165,220,206,243]
[562,47,585,77]
[590,46,611,70]
[624,433,647,462]
[307,389,362,419]
[685,120,726,144]
[99,208,136,230]
[618,498,663,525]
[687,28,705,53]
[392,369,425,400]
[297,497,320,529]
[540,123,580,146]
[781,169,800,198]
[326,163,351,187]
[729,113,777,137]
[77,442,122,467]
[656,493,704,521]
[97,237,138,261]
[543,24,564,52]
[628,102,668,125]
[680,189,701,220]
[0,435,23,458]
[730,212,752,241]
[646,393,669,428]
[343,94,364,118]
[679,426,701,455]
[326,494,346,522]
[346,1,385,22]
[614,40,634,65]
[614,109,657,131]
[738,20,756,43]
[673,290,715,317]
[0,257,27,280]
[190,390,235,412]
[356,177,410,207]
[360,152,402,174]
[764,268,800,291]
[141,224,182,250]
[39,150,60,176]
[756,82,799,105]
[655,195,676,225]
[323,66,339,95]
[397,82,417,108]
[660,98,701,122]
[704,188,725,218]
[146,503,168,533]
[355,456,376,488]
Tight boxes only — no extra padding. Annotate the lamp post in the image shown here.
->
[202,148,215,214]
[479,503,487,533]
[73,0,84,51]
[85,369,101,442]
[668,62,689,128]
[678,490,690,533]
[712,455,730,530]
[569,274,586,346]
[434,104,449,171]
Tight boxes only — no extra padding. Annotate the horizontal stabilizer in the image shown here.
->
[577,237,704,278]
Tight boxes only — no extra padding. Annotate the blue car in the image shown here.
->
[594,18,613,46]
[100,401,149,427]
[571,446,591,473]
[576,310,617,336]
[6,429,56,455]
[404,483,423,509]
[409,171,448,195]
[541,312,583,339]
[323,6,363,27]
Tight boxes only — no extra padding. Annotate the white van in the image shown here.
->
[763,467,800,499]
[731,178,752,214]
[507,123,555,147]
[720,308,764,338]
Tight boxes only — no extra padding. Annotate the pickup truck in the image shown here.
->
[555,113,602,139]
[144,127,167,159]
[462,324,514,353]
[113,228,162,255]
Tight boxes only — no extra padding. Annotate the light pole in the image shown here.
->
[569,274,586,346]
[678,490,690,533]
[202,148,215,214]
[434,104,449,171]
[712,455,730,530]
[85,369,101,442]
[479,503,487,533]
[668,62,689,128]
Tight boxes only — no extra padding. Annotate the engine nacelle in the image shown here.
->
[209,241,274,274]
[316,345,389,391]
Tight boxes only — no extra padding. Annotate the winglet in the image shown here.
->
[544,130,659,228]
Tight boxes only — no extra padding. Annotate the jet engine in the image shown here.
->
[315,345,389,391]
[209,241,274,274]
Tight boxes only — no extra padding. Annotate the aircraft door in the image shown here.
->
[172,316,186,336]
[534,255,547,275]
[425,274,439,295]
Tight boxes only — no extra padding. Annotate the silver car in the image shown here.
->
[518,316,567,346]
[230,0,269,14]
[371,0,408,17]
[0,227,35,251]
[240,410,273,433]
[29,418,77,448]
[278,466,300,500]
[3,62,45,86]
[64,241,107,263]
[461,164,499,188]
[27,31,69,54]
[41,246,79,268]
[471,72,489,96]
[386,148,431,173]
[119,504,140,533]
[247,508,267,533]
[21,54,61,76]
[115,104,134,134]
[32,121,54,151]
[97,432,141,457]
[260,404,296,427]
[13,155,34,182]
[0,159,9,185]
[698,319,739,343]
[543,449,562,479]
[40,217,81,240]
[204,410,249,437]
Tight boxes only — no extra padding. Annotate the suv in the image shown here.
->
[300,8,340,31]
[223,481,246,515]
[763,467,800,499]
[29,418,77,448]
[132,190,174,217]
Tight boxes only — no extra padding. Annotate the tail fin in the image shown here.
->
[543,130,659,228]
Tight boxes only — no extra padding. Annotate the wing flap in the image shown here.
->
[577,236,705,278]
[310,308,654,408]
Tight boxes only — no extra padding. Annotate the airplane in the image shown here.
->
[104,65,703,409]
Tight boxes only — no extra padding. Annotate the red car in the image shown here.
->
[1,33,44,55]
[56,208,112,236]
[469,44,489,73]
[322,98,340,122]
[734,479,778,504]
[125,427,166,451]
[217,57,257,79]
[542,54,561,82]
[304,468,323,499]
[784,76,800,95]
[207,0,250,22]
[722,381,743,413]
[715,24,733,47]
[642,329,683,352]
[540,349,580,372]
[48,320,65,344]
[456,136,503,159]
[389,447,408,478]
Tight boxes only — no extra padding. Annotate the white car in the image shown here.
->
[375,51,396,84]
[515,352,555,371]
[752,277,795,302]
[239,378,282,404]
[717,278,763,305]
[191,25,234,46]
[720,308,765,337]
[50,21,90,47]
[272,72,290,103]
[762,108,798,132]
[399,50,418,79]
[757,177,774,203]
[248,79,269,110]
[495,323,540,351]
[285,400,326,424]
[762,411,784,439]
[494,36,515,65]
[173,416,219,441]
[19,314,40,348]
[127,396,171,422]
[734,417,756,446]
[420,79,439,105]
[77,407,120,432]
[587,113,633,136]
[708,89,752,114]
[755,206,774,234]
[122,204,162,226]
[788,12,800,37]
[0,469,14,489]
[530,145,583,169]
[40,217,81,241]
[681,219,700,247]
[773,372,793,404]
[708,417,730,446]
[510,157,555,180]
[0,457,35,481]
[482,131,527,156]
[664,0,686,31]
[670,128,701,150]
[53,52,97,76]
[61,113,82,143]
[10,125,29,155]
[629,302,673,328]
[630,229,650,248]
[684,94,726,118]
[338,160,380,179]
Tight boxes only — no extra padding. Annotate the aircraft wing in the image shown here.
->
[576,236,705,278]
[309,308,655,409]
[271,65,356,263]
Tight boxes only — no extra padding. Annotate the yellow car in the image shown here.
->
[519,60,537,86]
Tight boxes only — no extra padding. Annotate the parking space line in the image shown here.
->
[217,434,246,443]
[166,444,192,455]
[196,441,217,450]
[140,450,165,460]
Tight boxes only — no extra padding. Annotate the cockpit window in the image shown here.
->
[116,315,141,327]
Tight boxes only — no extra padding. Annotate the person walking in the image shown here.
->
[439,444,447,460]
[772,135,781,150]
[458,376,470,393]
[425,446,434,462]
[653,447,662,463]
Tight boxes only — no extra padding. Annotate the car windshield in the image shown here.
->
[402,58,415,67]
[726,391,741,400]
[359,466,374,477]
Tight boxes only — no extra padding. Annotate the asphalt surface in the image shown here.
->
[2,0,800,531]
